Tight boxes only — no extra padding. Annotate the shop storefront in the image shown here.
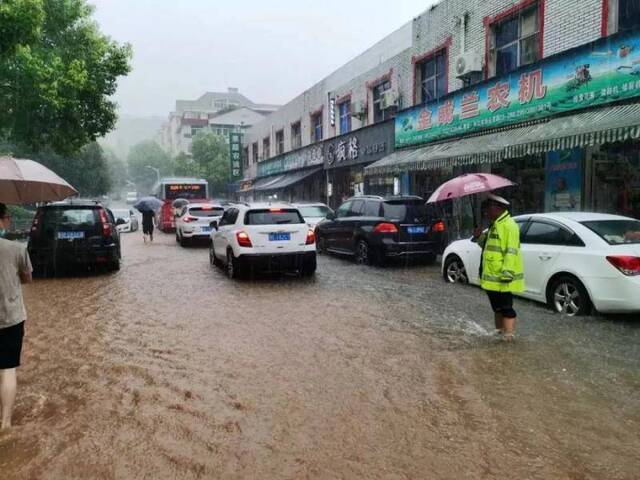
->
[324,120,395,209]
[366,28,640,235]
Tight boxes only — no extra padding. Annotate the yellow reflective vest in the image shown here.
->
[478,211,524,293]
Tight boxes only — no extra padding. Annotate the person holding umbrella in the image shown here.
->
[0,203,33,430]
[474,194,524,341]
[134,196,163,244]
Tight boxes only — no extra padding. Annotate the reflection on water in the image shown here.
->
[1,232,639,479]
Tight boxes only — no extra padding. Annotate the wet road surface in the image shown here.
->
[1,230,639,479]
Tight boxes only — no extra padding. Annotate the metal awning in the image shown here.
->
[253,167,323,192]
[366,103,640,175]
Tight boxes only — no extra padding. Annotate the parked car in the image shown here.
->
[125,191,138,204]
[315,195,446,265]
[442,212,640,316]
[112,208,139,233]
[175,203,225,246]
[209,203,316,278]
[28,200,122,274]
[293,202,334,229]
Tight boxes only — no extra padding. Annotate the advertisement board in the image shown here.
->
[396,30,640,148]
[229,132,243,181]
[544,148,583,212]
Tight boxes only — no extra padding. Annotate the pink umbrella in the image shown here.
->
[0,156,78,203]
[426,173,515,204]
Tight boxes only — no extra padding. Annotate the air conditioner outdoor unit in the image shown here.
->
[351,101,367,118]
[380,90,399,110]
[454,51,483,78]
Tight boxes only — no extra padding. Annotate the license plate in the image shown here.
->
[269,232,290,241]
[57,231,85,240]
[201,226,211,233]
[407,226,426,234]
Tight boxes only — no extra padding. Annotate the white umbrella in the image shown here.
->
[0,156,78,204]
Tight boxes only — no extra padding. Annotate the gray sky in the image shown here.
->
[91,0,436,118]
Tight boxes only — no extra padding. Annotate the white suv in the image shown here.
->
[176,203,225,246]
[209,203,317,279]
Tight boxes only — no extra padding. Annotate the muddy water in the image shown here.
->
[1,231,639,479]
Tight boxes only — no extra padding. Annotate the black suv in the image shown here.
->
[315,195,446,265]
[28,200,122,275]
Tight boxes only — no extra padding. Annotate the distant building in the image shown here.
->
[158,88,279,156]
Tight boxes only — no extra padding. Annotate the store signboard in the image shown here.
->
[396,29,640,148]
[229,132,243,181]
[324,120,394,170]
[544,148,583,212]
[257,144,324,178]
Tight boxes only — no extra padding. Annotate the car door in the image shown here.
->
[340,199,365,252]
[323,201,351,250]
[213,209,235,258]
[520,220,569,298]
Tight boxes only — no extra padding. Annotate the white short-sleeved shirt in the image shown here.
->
[0,238,32,329]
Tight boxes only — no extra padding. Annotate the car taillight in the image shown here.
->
[373,222,398,234]
[98,209,112,237]
[306,229,316,245]
[183,215,197,223]
[606,256,640,276]
[30,210,44,235]
[236,231,252,247]
[432,220,446,233]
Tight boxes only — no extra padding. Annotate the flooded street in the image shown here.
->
[1,230,639,479]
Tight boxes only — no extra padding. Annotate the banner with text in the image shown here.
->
[396,29,640,148]
[229,132,243,182]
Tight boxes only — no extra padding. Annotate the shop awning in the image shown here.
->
[253,167,323,192]
[366,103,640,175]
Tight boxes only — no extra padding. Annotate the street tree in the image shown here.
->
[127,140,172,192]
[191,132,230,196]
[103,146,128,193]
[0,0,132,155]
[172,152,203,178]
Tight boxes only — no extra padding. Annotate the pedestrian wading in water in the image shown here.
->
[474,194,524,341]
[0,203,33,430]
[142,210,155,243]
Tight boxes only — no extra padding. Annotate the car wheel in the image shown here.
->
[443,255,468,284]
[301,256,317,277]
[180,235,189,247]
[548,275,592,316]
[355,239,370,265]
[109,257,121,272]
[226,250,240,279]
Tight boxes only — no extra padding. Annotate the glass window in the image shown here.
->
[244,209,305,225]
[311,112,323,143]
[582,220,640,245]
[45,208,98,227]
[291,122,301,149]
[522,221,566,245]
[298,206,330,218]
[252,142,259,163]
[383,201,429,223]
[492,5,540,76]
[364,201,381,217]
[349,200,365,217]
[419,50,447,103]
[188,207,225,217]
[339,101,351,134]
[619,0,640,31]
[263,137,270,159]
[336,202,352,218]
[275,130,284,155]
[372,80,391,123]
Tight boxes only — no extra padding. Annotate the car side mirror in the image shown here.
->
[210,220,218,230]
[116,218,126,226]
[326,212,336,221]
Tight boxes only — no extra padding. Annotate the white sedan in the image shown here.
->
[112,209,139,233]
[442,212,640,316]
[175,203,225,246]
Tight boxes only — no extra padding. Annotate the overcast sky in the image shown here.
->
[91,1,437,118]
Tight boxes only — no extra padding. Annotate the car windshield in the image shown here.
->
[383,201,429,223]
[46,208,97,227]
[189,207,224,217]
[581,220,640,245]
[244,209,305,225]
[297,206,330,218]
[112,210,130,219]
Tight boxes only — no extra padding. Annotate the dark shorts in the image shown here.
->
[142,217,154,235]
[0,321,25,369]
[486,291,517,318]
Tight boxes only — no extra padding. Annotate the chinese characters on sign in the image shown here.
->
[395,29,640,147]
[229,132,243,181]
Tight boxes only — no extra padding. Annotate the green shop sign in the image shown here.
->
[229,132,243,181]
[396,29,640,148]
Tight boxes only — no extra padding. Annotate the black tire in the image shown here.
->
[547,275,592,316]
[301,256,317,277]
[355,239,371,265]
[109,257,121,272]
[179,235,189,248]
[226,250,240,279]
[443,255,468,284]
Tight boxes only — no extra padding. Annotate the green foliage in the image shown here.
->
[127,140,172,192]
[103,146,128,191]
[0,0,132,155]
[172,152,202,178]
[191,132,230,196]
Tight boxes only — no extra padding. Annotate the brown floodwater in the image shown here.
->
[1,229,639,479]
